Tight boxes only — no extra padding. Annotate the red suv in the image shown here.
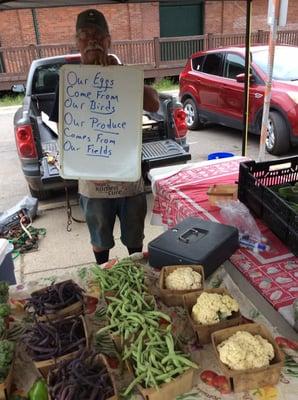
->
[179,45,298,155]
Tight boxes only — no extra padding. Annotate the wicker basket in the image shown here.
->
[211,323,284,392]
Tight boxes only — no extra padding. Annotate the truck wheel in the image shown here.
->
[29,186,51,200]
[183,98,203,130]
[265,111,290,155]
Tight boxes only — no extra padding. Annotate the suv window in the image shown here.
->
[201,53,222,76]
[192,55,205,71]
[224,53,245,79]
[32,63,62,94]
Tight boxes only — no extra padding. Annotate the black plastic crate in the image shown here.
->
[238,156,298,256]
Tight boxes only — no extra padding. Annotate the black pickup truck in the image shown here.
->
[13,54,191,200]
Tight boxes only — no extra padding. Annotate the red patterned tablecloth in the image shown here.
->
[151,157,298,326]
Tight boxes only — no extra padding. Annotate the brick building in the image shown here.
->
[0,1,297,48]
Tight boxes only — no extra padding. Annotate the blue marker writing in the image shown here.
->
[239,238,270,252]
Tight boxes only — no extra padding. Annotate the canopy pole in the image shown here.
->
[258,0,281,161]
[242,0,253,157]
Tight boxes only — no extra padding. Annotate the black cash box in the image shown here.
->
[148,217,239,277]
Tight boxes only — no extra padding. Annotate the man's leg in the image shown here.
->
[80,196,116,264]
[118,193,147,255]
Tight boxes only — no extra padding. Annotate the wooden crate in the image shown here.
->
[30,279,85,321]
[33,315,89,378]
[138,367,195,400]
[211,323,284,393]
[159,264,204,307]
[0,360,14,400]
[207,184,238,206]
[183,288,242,345]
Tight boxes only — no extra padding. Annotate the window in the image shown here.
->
[201,53,222,76]
[224,53,245,79]
[32,64,62,94]
[192,55,204,71]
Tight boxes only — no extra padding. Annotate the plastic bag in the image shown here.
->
[217,200,262,242]
[0,196,38,234]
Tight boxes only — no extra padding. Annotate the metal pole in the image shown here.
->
[258,0,281,161]
[242,0,253,157]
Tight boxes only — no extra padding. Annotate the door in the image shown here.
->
[220,52,265,130]
[159,1,204,61]
[159,1,203,37]
[194,52,225,120]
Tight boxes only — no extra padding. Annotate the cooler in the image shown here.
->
[148,217,239,277]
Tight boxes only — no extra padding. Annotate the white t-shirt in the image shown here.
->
[79,178,144,198]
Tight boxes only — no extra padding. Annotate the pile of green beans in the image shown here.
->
[97,287,171,340]
[91,259,145,295]
[122,325,198,396]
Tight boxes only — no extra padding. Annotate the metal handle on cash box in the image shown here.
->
[178,228,200,244]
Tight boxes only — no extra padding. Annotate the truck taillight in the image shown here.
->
[16,125,37,158]
[173,108,188,138]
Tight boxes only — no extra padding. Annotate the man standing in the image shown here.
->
[51,9,159,264]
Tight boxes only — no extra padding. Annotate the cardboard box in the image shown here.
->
[159,264,204,306]
[48,354,118,399]
[183,288,242,344]
[207,184,238,206]
[211,323,284,392]
[137,367,194,400]
[0,359,14,400]
[30,279,85,322]
[33,315,89,378]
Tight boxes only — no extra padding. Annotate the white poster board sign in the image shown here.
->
[58,64,144,181]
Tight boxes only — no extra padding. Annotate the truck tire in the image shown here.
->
[183,98,203,130]
[29,186,51,200]
[265,111,290,155]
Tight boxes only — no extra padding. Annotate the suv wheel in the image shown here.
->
[29,186,52,200]
[265,111,290,155]
[183,98,203,130]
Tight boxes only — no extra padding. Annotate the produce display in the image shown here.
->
[0,259,287,398]
[92,258,145,295]
[25,280,85,317]
[276,183,298,213]
[0,282,9,303]
[165,267,202,290]
[192,292,239,325]
[48,350,115,400]
[92,259,198,396]
[122,325,197,396]
[0,339,14,383]
[217,331,275,370]
[22,316,86,361]
[27,378,48,400]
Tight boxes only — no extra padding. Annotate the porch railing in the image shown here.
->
[1,29,298,89]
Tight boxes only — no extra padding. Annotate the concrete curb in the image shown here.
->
[0,105,20,113]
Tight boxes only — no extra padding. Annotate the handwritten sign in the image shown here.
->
[58,64,144,181]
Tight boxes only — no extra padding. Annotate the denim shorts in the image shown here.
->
[80,193,147,249]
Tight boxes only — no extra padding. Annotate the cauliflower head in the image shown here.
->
[192,292,239,325]
[217,331,274,370]
[165,267,202,291]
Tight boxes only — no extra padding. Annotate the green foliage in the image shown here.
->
[0,282,9,303]
[0,303,10,318]
[0,94,24,107]
[0,339,15,382]
[153,77,178,91]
